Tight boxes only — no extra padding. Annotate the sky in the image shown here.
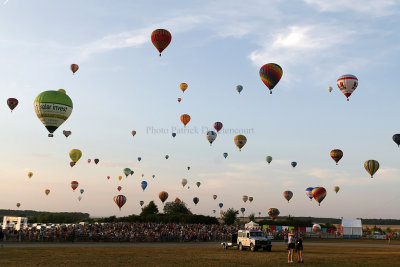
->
[0,0,400,219]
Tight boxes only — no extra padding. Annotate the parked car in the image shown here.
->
[237,229,272,252]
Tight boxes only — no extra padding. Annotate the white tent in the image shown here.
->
[245,221,260,229]
[341,218,362,238]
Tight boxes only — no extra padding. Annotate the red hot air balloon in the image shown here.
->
[117,186,122,192]
[107,176,110,180]
[177,98,182,102]
[88,159,91,163]
[214,122,223,133]
[114,195,126,210]
[131,131,136,137]
[7,98,18,112]
[259,63,283,94]
[71,181,79,191]
[174,198,181,203]
[70,64,79,74]
[151,29,172,56]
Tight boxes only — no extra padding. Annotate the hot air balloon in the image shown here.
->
[214,122,223,132]
[159,191,168,204]
[180,83,188,93]
[393,134,400,147]
[141,173,144,178]
[291,162,297,168]
[248,197,253,202]
[213,210,216,214]
[88,159,91,163]
[165,155,169,159]
[71,181,79,191]
[107,176,110,180]
[16,203,21,208]
[364,160,379,178]
[78,196,82,201]
[152,175,155,179]
[118,176,122,181]
[140,200,144,206]
[94,159,99,165]
[268,208,280,219]
[242,195,248,203]
[138,157,141,162]
[131,131,136,137]
[206,131,217,145]
[328,86,333,92]
[7,98,18,112]
[141,181,148,191]
[80,189,84,194]
[181,178,187,187]
[117,186,122,191]
[28,172,33,179]
[313,224,321,232]
[259,63,283,94]
[236,85,243,94]
[283,191,293,203]
[123,168,131,177]
[223,153,228,159]
[334,186,340,194]
[70,162,75,167]
[234,135,247,151]
[174,198,181,203]
[196,182,201,188]
[45,189,50,195]
[180,114,191,127]
[330,149,343,165]
[70,64,79,74]
[130,171,134,176]
[193,197,199,205]
[240,208,245,215]
[69,149,82,163]
[63,130,71,138]
[187,167,190,170]
[266,156,272,164]
[151,29,171,56]
[219,203,223,208]
[305,187,314,200]
[213,195,217,200]
[34,90,73,137]
[172,133,176,138]
[177,98,182,102]
[337,74,358,101]
[312,187,327,206]
[114,195,126,210]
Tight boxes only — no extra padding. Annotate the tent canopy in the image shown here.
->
[342,218,362,228]
[245,221,259,229]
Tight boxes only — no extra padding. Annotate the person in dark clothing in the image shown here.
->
[295,234,303,263]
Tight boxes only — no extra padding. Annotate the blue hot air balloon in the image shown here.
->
[138,157,142,162]
[172,133,176,138]
[291,161,297,168]
[219,203,223,208]
[141,181,148,191]
[80,189,84,194]
[306,187,314,200]
[223,153,228,159]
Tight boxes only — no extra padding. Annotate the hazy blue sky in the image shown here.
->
[1,0,400,219]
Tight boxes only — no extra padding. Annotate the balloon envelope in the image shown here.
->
[71,181,79,191]
[334,186,340,194]
[69,149,82,163]
[193,197,199,205]
[242,195,248,202]
[283,191,293,203]
[312,187,327,206]
[364,160,379,178]
[141,181,148,191]
[259,63,283,94]
[306,187,314,200]
[159,191,168,203]
[94,159,99,164]
[337,74,358,101]
[291,162,297,168]
[223,153,228,159]
[234,135,247,151]
[393,134,400,147]
[236,85,243,94]
[151,29,171,56]
[7,98,18,111]
[114,195,126,210]
[70,64,79,74]
[140,201,144,206]
[180,114,191,127]
[206,131,217,145]
[123,168,131,177]
[268,208,280,219]
[214,122,223,132]
[63,130,72,138]
[28,172,33,179]
[180,83,188,93]
[330,149,343,165]
[219,203,223,208]
[196,182,201,188]
[181,178,187,187]
[213,195,217,200]
[266,156,272,164]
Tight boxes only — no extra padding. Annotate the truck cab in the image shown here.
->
[237,229,272,252]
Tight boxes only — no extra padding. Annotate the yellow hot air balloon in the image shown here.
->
[334,186,340,194]
[118,176,122,181]
[28,172,33,179]
[69,149,82,163]
[45,189,50,195]
[234,135,247,151]
[364,160,379,178]
[180,83,188,93]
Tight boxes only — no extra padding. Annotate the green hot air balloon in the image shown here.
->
[34,90,73,137]
[123,168,131,178]
[266,156,272,164]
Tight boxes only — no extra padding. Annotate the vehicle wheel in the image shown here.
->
[266,246,271,252]
[239,243,243,251]
[250,244,257,252]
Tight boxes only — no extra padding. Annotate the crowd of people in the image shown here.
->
[0,223,241,242]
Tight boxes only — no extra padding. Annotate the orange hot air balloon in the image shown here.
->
[151,29,172,56]
[45,189,50,196]
[330,149,343,165]
[70,64,79,74]
[177,98,182,102]
[180,114,191,127]
[159,191,169,203]
[180,83,188,93]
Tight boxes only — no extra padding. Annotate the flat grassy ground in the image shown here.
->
[1,244,400,267]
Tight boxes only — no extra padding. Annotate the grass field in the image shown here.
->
[0,243,399,266]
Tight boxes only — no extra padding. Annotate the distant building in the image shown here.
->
[2,216,28,231]
[341,218,362,238]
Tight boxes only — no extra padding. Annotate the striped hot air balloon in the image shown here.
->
[330,149,343,165]
[71,181,79,191]
[259,63,283,94]
[364,160,379,178]
[180,114,191,127]
[312,187,327,206]
[337,74,358,101]
[70,64,79,74]
[283,190,293,203]
[213,122,223,132]
[114,195,126,210]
